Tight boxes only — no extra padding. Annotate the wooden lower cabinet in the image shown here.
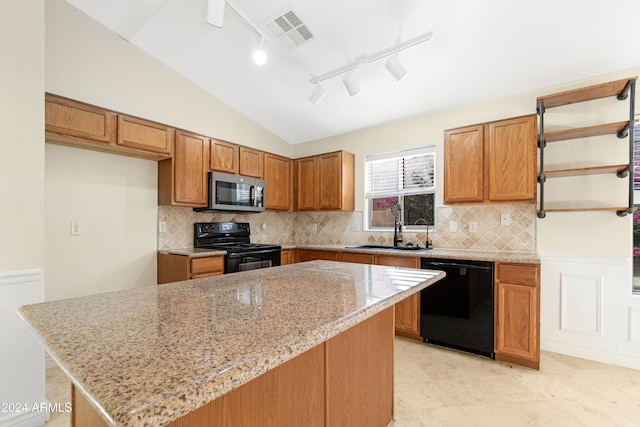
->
[280,249,294,265]
[494,262,540,370]
[72,307,394,427]
[375,256,421,340]
[297,249,340,262]
[157,253,224,284]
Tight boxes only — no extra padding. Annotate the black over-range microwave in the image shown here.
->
[196,171,265,213]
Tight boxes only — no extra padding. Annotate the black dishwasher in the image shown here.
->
[420,258,495,358]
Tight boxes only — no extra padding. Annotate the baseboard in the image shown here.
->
[0,410,48,427]
[541,339,640,371]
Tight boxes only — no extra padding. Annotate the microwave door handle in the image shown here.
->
[249,185,256,206]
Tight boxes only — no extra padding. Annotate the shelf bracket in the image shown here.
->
[617,80,633,101]
[616,209,631,217]
[617,167,630,179]
[617,122,630,139]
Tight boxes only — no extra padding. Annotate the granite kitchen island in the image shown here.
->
[19,261,444,427]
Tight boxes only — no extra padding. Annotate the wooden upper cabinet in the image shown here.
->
[444,125,484,203]
[295,151,355,211]
[444,115,536,205]
[294,156,318,211]
[158,130,210,207]
[45,93,116,146]
[117,115,173,156]
[264,153,292,211]
[488,116,537,202]
[239,147,264,178]
[210,139,239,174]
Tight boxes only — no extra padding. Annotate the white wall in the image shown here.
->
[0,0,47,425]
[44,145,158,300]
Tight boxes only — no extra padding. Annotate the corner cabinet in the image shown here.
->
[294,151,355,211]
[264,153,292,211]
[494,262,540,370]
[158,130,210,207]
[444,115,537,204]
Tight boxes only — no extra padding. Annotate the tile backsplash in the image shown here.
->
[158,204,536,252]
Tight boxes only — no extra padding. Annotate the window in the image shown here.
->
[365,147,435,230]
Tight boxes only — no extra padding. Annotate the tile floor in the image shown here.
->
[45,338,640,426]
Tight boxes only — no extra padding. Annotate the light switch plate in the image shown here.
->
[500,213,511,226]
[449,221,458,232]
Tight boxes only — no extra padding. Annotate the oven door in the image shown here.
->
[226,249,281,273]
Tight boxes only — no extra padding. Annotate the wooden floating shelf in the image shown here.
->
[543,164,628,179]
[543,121,629,143]
[537,77,637,108]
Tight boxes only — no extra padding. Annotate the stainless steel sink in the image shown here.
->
[347,245,431,252]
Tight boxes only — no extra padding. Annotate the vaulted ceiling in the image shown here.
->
[66,0,640,144]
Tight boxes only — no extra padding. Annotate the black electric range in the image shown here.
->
[194,222,281,273]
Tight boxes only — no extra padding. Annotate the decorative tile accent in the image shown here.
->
[158,204,536,253]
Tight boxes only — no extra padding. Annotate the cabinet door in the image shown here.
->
[375,256,421,339]
[264,153,292,211]
[317,152,343,210]
[239,147,264,178]
[210,139,239,174]
[495,263,540,369]
[45,93,116,146]
[163,130,209,207]
[295,157,317,211]
[444,125,485,204]
[280,249,294,265]
[488,115,536,202]
[117,115,173,156]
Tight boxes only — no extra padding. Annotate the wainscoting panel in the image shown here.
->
[0,269,47,427]
[541,255,640,370]
[560,273,602,335]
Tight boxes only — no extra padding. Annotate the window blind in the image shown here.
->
[365,147,435,197]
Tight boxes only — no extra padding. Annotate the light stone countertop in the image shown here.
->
[160,244,539,264]
[19,261,444,427]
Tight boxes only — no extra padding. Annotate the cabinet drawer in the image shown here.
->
[191,256,224,278]
[340,252,375,264]
[497,263,539,286]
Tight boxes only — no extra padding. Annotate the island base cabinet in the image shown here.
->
[71,307,395,427]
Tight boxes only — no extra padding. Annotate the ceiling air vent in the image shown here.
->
[264,9,315,50]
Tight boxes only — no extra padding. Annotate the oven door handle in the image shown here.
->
[227,249,281,259]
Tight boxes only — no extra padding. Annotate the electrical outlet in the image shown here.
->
[353,222,360,232]
[158,221,167,233]
[469,222,477,233]
[70,221,81,236]
[312,224,318,232]
[449,221,458,233]
[500,213,511,226]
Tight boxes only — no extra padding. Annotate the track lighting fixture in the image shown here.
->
[342,70,361,96]
[385,54,407,81]
[307,31,433,104]
[308,83,327,105]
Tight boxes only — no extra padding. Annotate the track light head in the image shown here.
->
[385,54,407,81]
[206,0,226,28]
[308,83,327,105]
[342,70,360,96]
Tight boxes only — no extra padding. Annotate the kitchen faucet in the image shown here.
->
[393,203,403,247]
